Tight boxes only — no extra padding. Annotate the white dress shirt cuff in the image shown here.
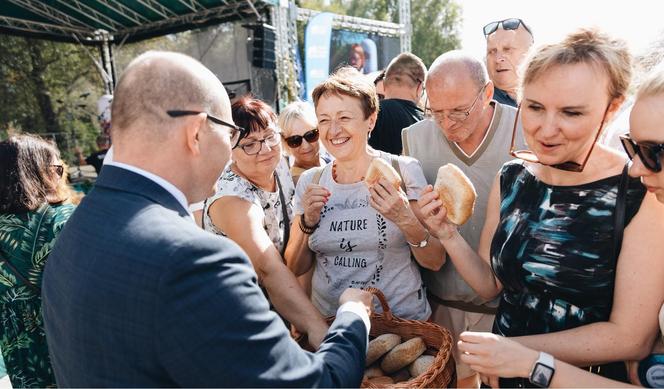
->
[337,301,371,334]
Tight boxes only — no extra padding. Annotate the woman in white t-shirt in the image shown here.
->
[203,96,327,349]
[285,67,444,320]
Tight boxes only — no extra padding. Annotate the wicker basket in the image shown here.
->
[361,287,455,388]
[299,288,456,388]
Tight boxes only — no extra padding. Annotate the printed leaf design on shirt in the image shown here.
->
[376,214,387,250]
[319,204,334,220]
[370,264,383,285]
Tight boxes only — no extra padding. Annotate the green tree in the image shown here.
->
[0,35,104,160]
[411,0,461,66]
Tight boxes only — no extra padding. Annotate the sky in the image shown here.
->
[458,0,664,60]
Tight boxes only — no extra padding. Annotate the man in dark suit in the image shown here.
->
[42,51,372,387]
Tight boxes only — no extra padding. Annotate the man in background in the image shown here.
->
[77,133,111,174]
[369,52,426,155]
[484,18,534,107]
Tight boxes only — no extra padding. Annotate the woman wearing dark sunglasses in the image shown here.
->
[419,29,664,388]
[0,134,75,387]
[202,96,328,350]
[278,101,331,186]
[451,64,664,389]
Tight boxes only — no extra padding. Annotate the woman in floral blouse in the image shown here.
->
[0,134,75,388]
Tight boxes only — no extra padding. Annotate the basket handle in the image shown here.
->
[364,287,393,320]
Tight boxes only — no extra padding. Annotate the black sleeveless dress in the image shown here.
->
[491,161,646,387]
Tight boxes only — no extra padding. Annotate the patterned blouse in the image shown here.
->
[0,203,75,388]
[203,159,295,254]
[491,161,646,337]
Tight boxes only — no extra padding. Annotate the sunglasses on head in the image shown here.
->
[282,129,319,148]
[509,104,610,172]
[620,134,664,173]
[483,18,533,37]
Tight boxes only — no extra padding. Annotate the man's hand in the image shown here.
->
[417,185,458,241]
[339,288,373,317]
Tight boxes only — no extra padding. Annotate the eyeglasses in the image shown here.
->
[509,104,610,172]
[620,134,664,173]
[238,132,281,155]
[282,129,319,148]
[426,84,487,123]
[166,110,248,149]
[483,18,533,37]
[51,164,64,177]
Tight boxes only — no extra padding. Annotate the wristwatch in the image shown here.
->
[407,231,430,248]
[529,352,555,388]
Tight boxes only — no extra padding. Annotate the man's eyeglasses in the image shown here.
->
[509,104,610,172]
[426,84,487,123]
[620,134,664,173]
[238,132,281,155]
[51,164,64,178]
[282,129,319,148]
[483,18,533,37]
[166,110,247,149]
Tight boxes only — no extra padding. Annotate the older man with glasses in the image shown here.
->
[484,18,534,107]
[401,50,525,388]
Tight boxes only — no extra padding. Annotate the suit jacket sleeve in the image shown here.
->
[155,235,367,387]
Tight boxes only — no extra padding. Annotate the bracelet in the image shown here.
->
[299,217,319,234]
[407,230,430,248]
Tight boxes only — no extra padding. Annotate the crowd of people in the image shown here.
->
[1,16,664,389]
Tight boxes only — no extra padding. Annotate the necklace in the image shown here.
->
[331,161,365,183]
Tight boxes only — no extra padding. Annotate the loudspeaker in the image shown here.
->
[252,24,276,69]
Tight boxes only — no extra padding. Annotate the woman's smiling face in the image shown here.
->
[315,93,376,162]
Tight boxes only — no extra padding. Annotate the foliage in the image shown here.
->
[0,35,105,163]
[296,0,462,67]
[411,0,462,66]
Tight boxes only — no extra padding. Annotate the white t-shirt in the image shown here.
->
[294,153,431,320]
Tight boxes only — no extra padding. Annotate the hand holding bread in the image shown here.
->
[418,163,476,240]
[365,158,413,225]
[301,184,330,227]
[364,158,402,189]
[433,164,476,225]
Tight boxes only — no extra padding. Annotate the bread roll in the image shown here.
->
[381,337,426,373]
[365,158,402,189]
[364,365,385,379]
[389,368,411,383]
[366,333,401,366]
[408,354,435,378]
[368,376,394,385]
[433,163,476,225]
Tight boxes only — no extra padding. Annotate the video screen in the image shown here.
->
[329,29,401,75]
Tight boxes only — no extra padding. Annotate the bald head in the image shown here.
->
[111,51,230,142]
[427,50,489,92]
[485,25,533,93]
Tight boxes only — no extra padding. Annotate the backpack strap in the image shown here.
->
[310,165,325,185]
[380,151,407,193]
[401,128,410,156]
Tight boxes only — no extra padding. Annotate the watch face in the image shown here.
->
[531,363,555,387]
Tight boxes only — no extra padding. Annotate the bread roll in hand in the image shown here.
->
[365,158,402,189]
[433,164,476,225]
